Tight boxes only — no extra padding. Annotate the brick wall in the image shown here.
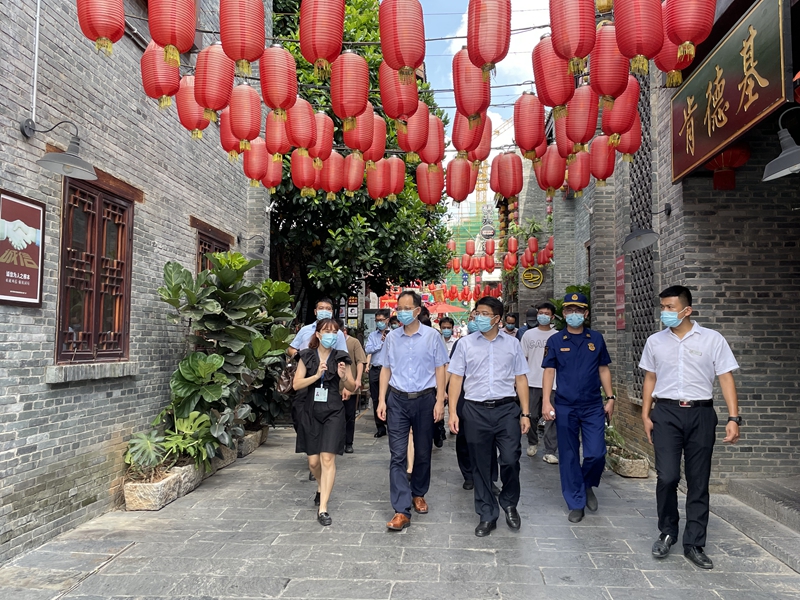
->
[518,160,554,311]
[0,0,273,562]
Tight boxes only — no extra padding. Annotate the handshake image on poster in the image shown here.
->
[0,219,41,251]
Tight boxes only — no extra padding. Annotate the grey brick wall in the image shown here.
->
[518,159,554,311]
[0,0,273,562]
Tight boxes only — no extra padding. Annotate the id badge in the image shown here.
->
[314,387,328,402]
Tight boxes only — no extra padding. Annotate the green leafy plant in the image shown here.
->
[124,431,172,482]
[163,411,219,472]
[169,352,234,418]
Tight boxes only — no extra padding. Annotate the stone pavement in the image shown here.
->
[2,413,800,600]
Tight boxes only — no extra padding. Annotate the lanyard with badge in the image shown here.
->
[314,353,329,402]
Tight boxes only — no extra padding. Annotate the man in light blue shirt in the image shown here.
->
[364,309,391,437]
[448,296,531,537]
[377,291,449,531]
[288,298,347,356]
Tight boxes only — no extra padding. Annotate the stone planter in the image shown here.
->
[260,426,270,445]
[124,472,181,511]
[212,441,238,471]
[170,463,204,497]
[237,431,261,458]
[607,447,650,478]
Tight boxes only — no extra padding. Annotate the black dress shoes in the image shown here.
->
[462,480,474,490]
[344,444,354,453]
[317,512,332,526]
[504,506,521,530]
[475,520,497,537]
[374,429,387,438]
[585,487,598,512]
[314,492,321,506]
[651,533,675,558]
[685,546,713,569]
[568,509,585,523]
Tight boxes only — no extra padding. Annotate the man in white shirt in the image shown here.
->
[520,302,559,463]
[287,298,348,355]
[439,316,457,355]
[639,285,741,570]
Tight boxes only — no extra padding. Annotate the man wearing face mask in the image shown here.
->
[640,286,740,570]
[502,314,519,337]
[439,317,457,354]
[542,293,615,523]
[288,298,349,356]
[377,291,450,530]
[365,309,392,438]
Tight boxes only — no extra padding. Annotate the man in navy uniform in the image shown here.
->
[542,292,615,523]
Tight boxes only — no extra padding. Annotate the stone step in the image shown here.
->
[728,476,800,534]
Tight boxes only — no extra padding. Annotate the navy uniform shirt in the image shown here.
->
[541,327,611,405]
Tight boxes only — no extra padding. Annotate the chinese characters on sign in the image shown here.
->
[704,65,730,136]
[679,96,698,156]
[737,25,770,113]
[0,191,45,306]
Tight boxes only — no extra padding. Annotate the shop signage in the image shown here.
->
[0,190,44,307]
[671,0,792,182]
[480,224,495,239]
[615,255,626,330]
[521,266,544,289]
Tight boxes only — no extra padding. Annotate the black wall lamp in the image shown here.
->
[20,119,97,181]
[238,233,266,260]
[763,106,800,182]
[622,203,672,252]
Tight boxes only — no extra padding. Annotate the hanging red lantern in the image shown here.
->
[452,258,461,274]
[539,250,551,265]
[590,135,616,185]
[532,138,549,165]
[654,0,694,88]
[367,159,390,203]
[467,0,511,79]
[176,76,210,139]
[344,152,365,196]
[590,22,630,108]
[534,156,547,193]
[547,236,554,250]
[568,150,591,197]
[398,101,429,163]
[541,144,566,198]
[309,112,334,169]
[523,247,534,266]
[566,84,599,153]
[286,97,318,156]
[219,107,240,161]
[260,44,298,120]
[447,156,471,203]
[380,61,419,128]
[602,75,640,146]
[320,151,344,200]
[466,240,476,256]
[313,166,323,193]
[261,151,283,192]
[229,84,261,151]
[704,142,751,190]
[331,51,370,131]
[528,237,538,253]
[266,111,292,161]
[379,0,426,84]
[507,236,518,253]
[449,284,458,299]
[549,0,596,74]
[665,0,716,61]
[472,283,481,298]
[484,239,495,255]
[489,153,501,194]
[555,116,576,162]
[617,110,642,162]
[243,137,268,186]
[468,115,493,163]
[507,252,518,267]
[194,43,235,122]
[420,116,445,169]
[148,0,196,67]
[453,112,484,154]
[364,114,388,169]
[514,92,545,159]
[344,101,375,155]
[77,0,125,55]
[503,255,512,271]
[447,240,456,252]
[497,153,523,200]
[382,156,403,203]
[291,149,317,197]
[416,162,444,207]
[532,34,574,119]
[485,259,495,274]
[614,0,664,74]
[220,0,265,76]
[453,47,491,128]
[299,0,345,78]
[468,160,479,193]
[462,254,472,271]
[140,41,180,109]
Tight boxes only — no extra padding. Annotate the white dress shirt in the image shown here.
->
[639,321,739,400]
[448,330,529,401]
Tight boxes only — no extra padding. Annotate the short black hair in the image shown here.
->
[389,315,400,324]
[397,290,421,307]
[659,285,692,307]
[476,296,503,317]
[376,309,391,319]
[316,297,334,309]
[418,305,431,326]
[537,302,557,314]
[505,314,517,323]
[439,317,455,328]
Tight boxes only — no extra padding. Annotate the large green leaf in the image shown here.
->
[199,382,224,403]
[252,336,272,359]
[170,371,201,398]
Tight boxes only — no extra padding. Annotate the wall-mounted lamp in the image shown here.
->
[20,119,97,181]
[763,106,800,182]
[621,203,672,252]
[238,233,266,260]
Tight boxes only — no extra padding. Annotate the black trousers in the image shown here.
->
[368,366,387,433]
[455,394,498,484]
[652,402,718,550]
[344,393,356,445]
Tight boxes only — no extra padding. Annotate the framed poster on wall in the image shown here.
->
[0,190,45,307]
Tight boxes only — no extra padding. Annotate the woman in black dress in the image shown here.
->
[293,318,356,525]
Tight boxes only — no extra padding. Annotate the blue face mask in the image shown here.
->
[391,323,400,329]
[565,313,585,328]
[467,320,479,333]
[660,308,686,328]
[396,309,416,325]
[537,314,552,326]
[320,332,338,348]
[505,323,515,330]
[475,315,495,333]
[441,328,453,338]
[376,321,387,331]
[316,309,332,321]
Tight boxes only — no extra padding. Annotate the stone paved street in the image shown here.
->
[2,413,800,600]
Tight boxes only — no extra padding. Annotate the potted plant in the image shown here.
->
[123,431,181,511]
[605,418,650,478]
[162,411,218,495]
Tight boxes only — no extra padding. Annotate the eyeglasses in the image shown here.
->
[475,311,495,318]
[563,307,586,315]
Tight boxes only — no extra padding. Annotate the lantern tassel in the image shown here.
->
[272,153,282,162]
[596,179,607,187]
[326,192,336,201]
[95,37,113,56]
[575,190,584,197]
[398,67,415,85]
[623,153,634,163]
[468,114,482,130]
[250,179,260,187]
[313,158,323,170]
[406,152,419,164]
[273,108,287,121]
[426,205,435,213]
[396,119,408,134]
[158,96,172,110]
[608,134,621,147]
[552,105,568,120]
[203,109,218,122]
[300,187,317,198]
[235,60,252,77]
[191,129,203,140]
[228,151,239,162]
[345,190,354,197]
[546,187,555,198]
[568,57,586,75]
[240,140,251,151]
[387,193,397,202]
[601,96,615,110]
[428,163,439,173]
[269,187,276,193]
[630,56,649,75]
[163,45,180,68]
[297,148,309,157]
[314,59,331,80]
[666,70,683,88]
[678,42,696,60]
[343,117,356,132]
[481,64,496,82]
[566,154,575,166]
[523,150,536,160]
[596,0,613,13]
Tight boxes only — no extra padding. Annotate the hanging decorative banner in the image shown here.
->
[671,0,792,182]
[615,255,626,330]
[0,190,44,307]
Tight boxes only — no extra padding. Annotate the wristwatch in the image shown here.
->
[728,416,743,425]
[520,413,532,419]
[606,395,616,401]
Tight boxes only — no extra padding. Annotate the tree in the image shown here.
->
[270,0,451,318]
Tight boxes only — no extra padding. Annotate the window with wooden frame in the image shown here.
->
[58,179,133,363]
[192,217,232,272]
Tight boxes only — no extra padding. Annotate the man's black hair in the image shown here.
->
[505,313,517,323]
[376,308,391,319]
[397,290,422,307]
[439,316,455,328]
[389,315,400,324]
[476,296,503,317]
[316,297,335,309]
[537,302,557,314]
[418,305,431,326]
[659,285,692,307]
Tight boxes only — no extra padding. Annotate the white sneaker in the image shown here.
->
[526,445,538,457]
[543,453,559,464]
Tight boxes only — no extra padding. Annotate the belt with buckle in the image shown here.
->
[466,397,517,408]
[657,398,713,408]
[389,386,436,399]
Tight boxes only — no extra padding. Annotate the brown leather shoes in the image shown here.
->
[412,496,429,514]
[386,513,410,530]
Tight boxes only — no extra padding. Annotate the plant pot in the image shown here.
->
[212,440,238,471]
[607,447,650,478]
[237,431,261,458]
[260,426,270,445]
[170,463,203,497]
[124,472,181,511]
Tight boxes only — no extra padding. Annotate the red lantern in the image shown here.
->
[364,114,388,169]
[467,0,511,79]
[590,22,630,108]
[547,236,554,250]
[539,250,551,265]
[367,159,390,203]
[590,135,616,185]
[344,101,375,155]
[453,47,491,128]
[453,112,484,154]
[497,153,523,200]
[506,252,518,267]
[380,61,419,126]
[665,0,716,61]
[532,138,549,164]
[468,115,493,163]
[176,76,210,139]
[484,239,495,255]
[614,0,664,74]
[507,236,518,253]
[466,240,476,256]
[309,112,334,168]
[384,156,405,202]
[549,0,596,74]
[468,161,479,193]
[261,151,283,192]
[344,152,365,196]
[490,153,501,194]
[77,0,125,55]
[291,149,317,197]
[704,142,751,190]
[416,163,444,207]
[566,85,599,152]
[447,240,457,252]
[148,0,196,67]
[523,247,534,266]
[474,284,482,298]
[243,137,268,186]
[260,45,298,120]
[320,151,344,200]
[449,284,458,299]
[654,0,694,88]
[266,111,292,161]
[555,116,576,162]
[420,116,445,169]
[452,259,461,274]
[398,101,429,163]
[194,43,235,122]
[331,51,370,131]
[379,0,426,84]
[541,144,566,198]
[602,75,640,146]
[447,156,471,203]
[514,92,545,159]
[462,254,472,270]
[286,97,318,156]
[485,259,495,274]
[299,0,345,78]
[219,107,240,161]
[220,0,265,76]
[313,166,323,193]
[568,150,591,197]
[617,110,642,162]
[532,34,574,119]
[140,41,180,109]
[528,237,538,253]
[229,84,261,151]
